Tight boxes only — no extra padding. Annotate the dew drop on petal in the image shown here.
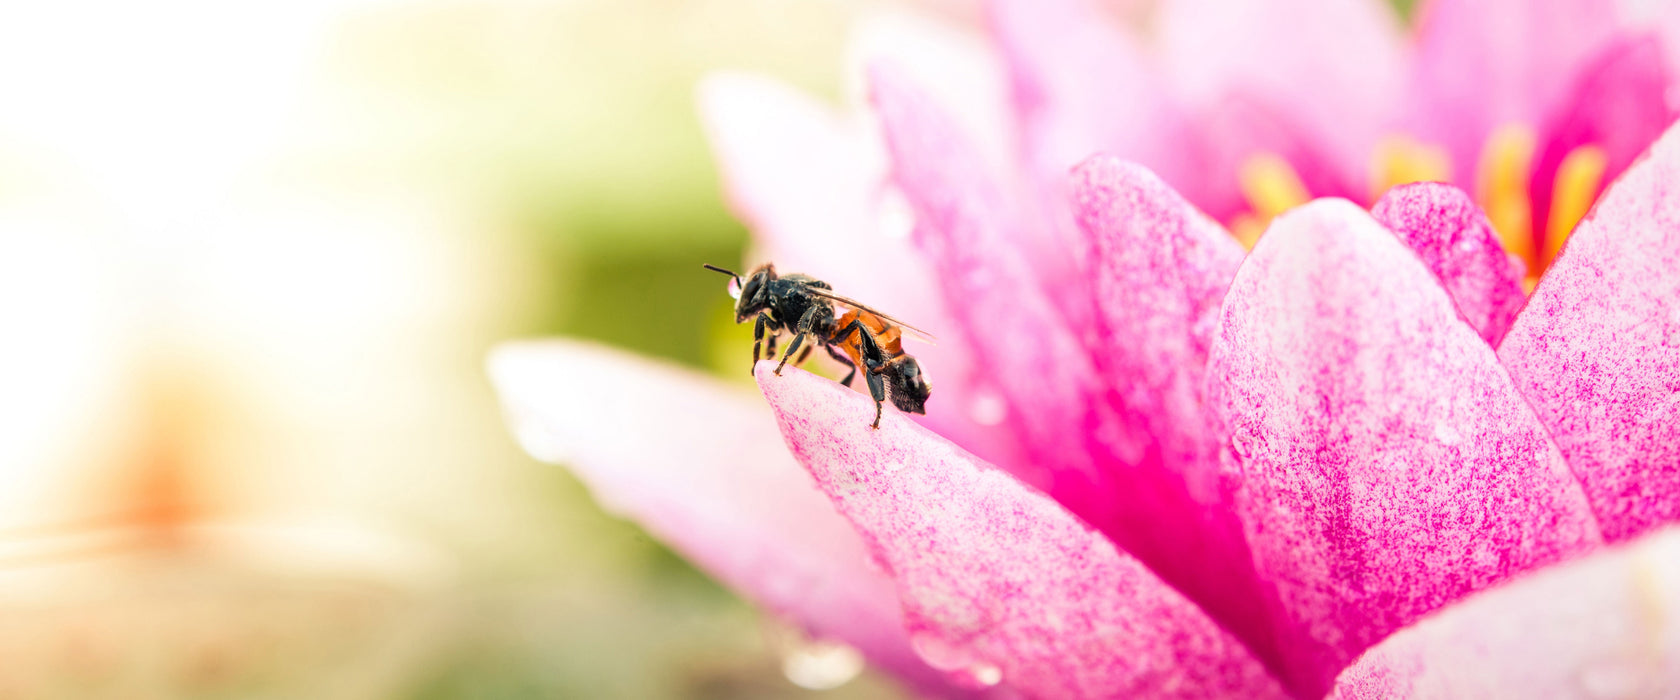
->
[766,621,865,690]
[968,390,1008,426]
[966,662,1003,687]
[909,630,977,672]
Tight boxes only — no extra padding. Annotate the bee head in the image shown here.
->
[885,356,930,414]
[732,264,776,322]
[704,263,777,323]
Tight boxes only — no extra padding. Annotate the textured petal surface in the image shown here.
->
[1371,182,1527,345]
[1159,0,1405,195]
[1207,199,1603,695]
[756,362,1289,700]
[488,340,963,695]
[1071,155,1285,682]
[870,64,1108,524]
[1528,34,1675,254]
[1499,121,1680,542]
[1330,526,1680,700]
[1407,0,1617,178]
[697,71,1025,476]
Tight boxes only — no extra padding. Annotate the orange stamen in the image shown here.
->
[1234,154,1311,248]
[1474,125,1537,271]
[1371,135,1452,198]
[1542,144,1608,267]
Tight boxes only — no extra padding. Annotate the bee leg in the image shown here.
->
[865,367,887,429]
[795,343,814,365]
[776,304,825,376]
[774,333,806,376]
[752,312,775,373]
[767,333,778,358]
[823,345,856,386]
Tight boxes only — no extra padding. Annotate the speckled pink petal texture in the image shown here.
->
[1371,182,1527,346]
[870,64,1115,529]
[697,71,1027,479]
[487,340,968,696]
[1158,0,1404,194]
[756,363,1290,700]
[1207,199,1604,696]
[1330,525,1680,700]
[1407,0,1617,179]
[1070,155,1286,683]
[1499,121,1680,542]
[1528,34,1675,255]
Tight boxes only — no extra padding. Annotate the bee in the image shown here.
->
[704,263,933,429]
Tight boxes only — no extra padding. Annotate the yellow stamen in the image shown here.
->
[1371,135,1452,198]
[1475,125,1537,270]
[1239,154,1311,219]
[1543,144,1608,267]
[1229,213,1266,250]
[1232,154,1311,249]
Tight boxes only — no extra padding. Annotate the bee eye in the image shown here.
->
[726,277,742,300]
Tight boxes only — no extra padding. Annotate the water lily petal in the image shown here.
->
[1207,199,1603,695]
[1499,120,1680,542]
[1371,182,1527,345]
[987,0,1203,206]
[1071,155,1284,679]
[1528,34,1675,256]
[756,363,1290,700]
[870,63,1112,524]
[1407,0,1617,178]
[697,71,1027,477]
[1158,0,1405,195]
[1329,525,1680,700]
[487,340,968,695]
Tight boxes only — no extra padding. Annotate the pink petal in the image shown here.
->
[1330,525,1680,700]
[869,63,1111,525]
[1207,199,1604,695]
[986,0,1204,207]
[1406,0,1618,179]
[1371,182,1527,346]
[1158,0,1405,195]
[697,71,1027,478]
[1528,33,1676,254]
[487,340,969,696]
[755,363,1290,700]
[1498,120,1680,542]
[1071,155,1286,681]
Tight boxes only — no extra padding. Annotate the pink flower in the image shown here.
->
[491,1,1680,697]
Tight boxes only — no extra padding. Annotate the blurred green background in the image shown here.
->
[0,0,1418,698]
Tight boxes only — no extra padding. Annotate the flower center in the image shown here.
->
[1232,125,1611,285]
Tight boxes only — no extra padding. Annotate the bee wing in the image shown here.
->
[807,288,938,345]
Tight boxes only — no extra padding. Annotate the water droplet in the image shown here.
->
[1576,657,1645,699]
[910,631,977,671]
[726,276,743,300]
[766,622,865,690]
[968,390,1007,426]
[967,663,1003,687]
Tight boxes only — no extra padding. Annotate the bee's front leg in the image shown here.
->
[752,312,777,373]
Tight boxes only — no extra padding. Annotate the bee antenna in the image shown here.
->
[701,263,741,282]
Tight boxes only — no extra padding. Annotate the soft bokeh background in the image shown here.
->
[0,0,1414,697]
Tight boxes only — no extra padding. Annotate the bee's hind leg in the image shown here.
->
[865,368,886,429]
